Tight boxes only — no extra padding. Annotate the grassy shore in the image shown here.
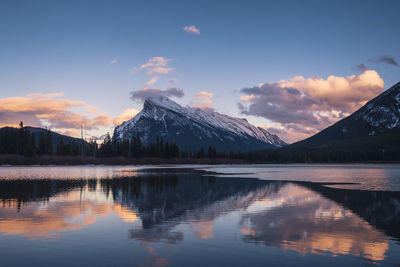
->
[0,154,247,165]
[1,154,399,166]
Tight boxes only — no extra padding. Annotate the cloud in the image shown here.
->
[354,64,368,72]
[190,91,214,112]
[110,59,117,64]
[139,57,174,75]
[145,77,158,87]
[261,124,318,144]
[275,70,383,111]
[167,78,179,85]
[183,25,200,35]
[129,67,138,75]
[194,91,213,99]
[0,93,113,135]
[113,108,140,125]
[130,87,184,102]
[368,55,399,66]
[147,67,174,75]
[239,70,384,143]
[240,94,257,102]
[140,57,169,69]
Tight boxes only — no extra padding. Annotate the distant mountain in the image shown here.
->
[0,126,90,154]
[114,96,286,152]
[293,81,400,147]
[272,81,400,161]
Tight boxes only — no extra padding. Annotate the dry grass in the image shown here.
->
[0,154,246,166]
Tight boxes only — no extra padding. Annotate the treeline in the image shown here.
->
[243,131,400,163]
[0,126,222,159]
[98,134,219,159]
[2,125,400,163]
[0,126,97,157]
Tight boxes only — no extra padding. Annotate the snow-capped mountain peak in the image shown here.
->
[114,96,286,152]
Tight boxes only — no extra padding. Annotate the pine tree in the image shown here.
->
[45,129,53,155]
[56,137,64,155]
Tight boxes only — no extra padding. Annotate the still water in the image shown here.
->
[0,164,399,266]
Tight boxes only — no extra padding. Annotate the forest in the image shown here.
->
[1,125,399,164]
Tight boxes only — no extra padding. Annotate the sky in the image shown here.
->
[0,0,399,143]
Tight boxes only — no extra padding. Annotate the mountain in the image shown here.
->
[113,96,286,152]
[269,81,400,161]
[293,81,400,148]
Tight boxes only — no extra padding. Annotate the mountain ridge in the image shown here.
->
[290,81,400,149]
[255,81,400,162]
[114,96,286,152]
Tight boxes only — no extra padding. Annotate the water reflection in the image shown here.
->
[240,183,389,261]
[204,164,400,191]
[0,169,399,265]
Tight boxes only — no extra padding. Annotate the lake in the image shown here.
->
[0,164,399,266]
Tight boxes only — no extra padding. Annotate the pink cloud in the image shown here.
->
[183,25,200,35]
[190,91,214,111]
[139,57,174,75]
[140,57,169,69]
[0,93,141,138]
[146,67,174,75]
[144,77,158,87]
[240,70,385,143]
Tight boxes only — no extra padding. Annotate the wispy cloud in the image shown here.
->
[129,67,137,75]
[145,77,158,87]
[167,78,179,85]
[239,70,384,143]
[139,57,174,75]
[354,64,368,72]
[140,57,169,69]
[183,25,200,35]
[190,91,214,112]
[147,67,174,75]
[110,59,118,64]
[113,108,140,125]
[368,55,399,66]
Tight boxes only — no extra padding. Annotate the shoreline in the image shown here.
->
[0,155,399,166]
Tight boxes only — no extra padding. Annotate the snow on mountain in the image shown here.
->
[114,96,286,152]
[353,81,400,133]
[290,81,400,149]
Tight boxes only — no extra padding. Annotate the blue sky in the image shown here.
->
[0,0,399,142]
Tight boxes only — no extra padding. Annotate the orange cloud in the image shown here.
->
[240,94,257,102]
[113,108,140,126]
[277,70,384,112]
[240,70,385,143]
[0,93,141,138]
[190,91,214,111]
[194,91,214,99]
[0,93,113,133]
[145,77,158,87]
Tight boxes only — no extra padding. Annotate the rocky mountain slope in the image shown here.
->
[114,96,286,152]
[293,81,400,148]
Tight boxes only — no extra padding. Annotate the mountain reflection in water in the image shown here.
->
[0,168,399,266]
